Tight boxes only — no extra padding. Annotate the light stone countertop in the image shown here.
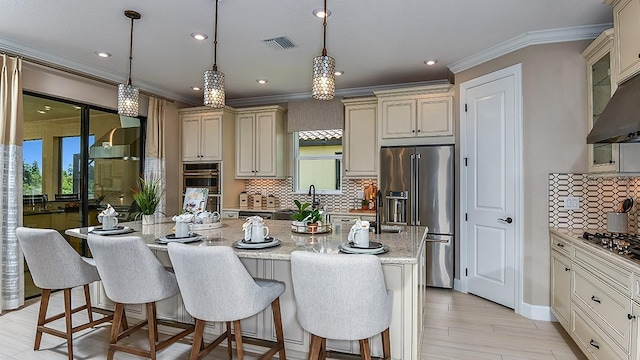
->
[66,218,428,264]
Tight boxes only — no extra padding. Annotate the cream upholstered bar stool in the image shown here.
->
[15,227,115,360]
[87,234,194,360]
[290,251,392,360]
[167,243,287,360]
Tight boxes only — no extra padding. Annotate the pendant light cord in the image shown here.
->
[322,0,328,56]
[127,16,134,85]
[213,0,219,71]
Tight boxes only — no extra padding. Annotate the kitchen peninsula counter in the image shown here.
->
[66,218,427,264]
[66,219,427,360]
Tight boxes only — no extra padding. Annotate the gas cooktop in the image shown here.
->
[581,231,640,263]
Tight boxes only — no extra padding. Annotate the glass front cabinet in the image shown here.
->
[583,28,619,173]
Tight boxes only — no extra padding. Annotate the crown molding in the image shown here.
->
[0,37,200,105]
[226,79,451,107]
[448,23,613,74]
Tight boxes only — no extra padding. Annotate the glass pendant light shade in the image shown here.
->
[204,69,225,108]
[312,55,336,100]
[118,83,139,117]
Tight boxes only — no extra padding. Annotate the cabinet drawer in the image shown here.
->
[550,233,571,256]
[573,264,632,352]
[329,214,375,224]
[222,211,239,219]
[573,244,632,295]
[572,305,628,360]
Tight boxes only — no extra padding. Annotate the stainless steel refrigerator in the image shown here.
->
[380,145,454,288]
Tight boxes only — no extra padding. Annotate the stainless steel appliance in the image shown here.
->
[581,231,640,264]
[183,162,221,213]
[380,145,454,288]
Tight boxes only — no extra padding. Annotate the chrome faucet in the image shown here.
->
[308,184,319,210]
[374,190,382,234]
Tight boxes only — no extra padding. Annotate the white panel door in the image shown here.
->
[464,71,517,309]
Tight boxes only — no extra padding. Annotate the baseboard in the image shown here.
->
[453,278,464,292]
[520,301,555,321]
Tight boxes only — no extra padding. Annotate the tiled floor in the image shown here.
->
[0,288,586,359]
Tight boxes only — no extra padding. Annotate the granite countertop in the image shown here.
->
[66,219,428,264]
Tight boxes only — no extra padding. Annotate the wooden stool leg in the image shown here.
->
[147,302,158,360]
[63,288,74,360]
[381,328,391,359]
[190,319,205,360]
[308,334,322,360]
[108,303,124,360]
[233,320,244,360]
[226,321,233,359]
[34,289,51,350]
[271,298,287,360]
[152,302,159,342]
[359,338,371,360]
[320,337,327,360]
[83,284,94,323]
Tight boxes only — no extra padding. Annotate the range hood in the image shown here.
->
[89,126,141,159]
[587,74,640,143]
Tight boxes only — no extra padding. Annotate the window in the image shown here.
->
[294,129,343,193]
[60,135,94,194]
[23,139,43,195]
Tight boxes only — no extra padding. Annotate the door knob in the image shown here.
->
[497,217,513,224]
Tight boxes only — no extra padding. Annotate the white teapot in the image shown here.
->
[196,210,220,224]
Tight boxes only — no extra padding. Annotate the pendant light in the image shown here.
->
[118,10,141,117]
[311,0,336,100]
[204,0,225,108]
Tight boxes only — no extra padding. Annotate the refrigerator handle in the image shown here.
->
[410,153,415,226]
[415,153,420,226]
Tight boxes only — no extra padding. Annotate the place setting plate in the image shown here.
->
[339,241,389,255]
[90,226,135,235]
[156,233,203,244]
[233,237,281,249]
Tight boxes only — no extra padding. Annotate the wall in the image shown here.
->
[455,40,591,307]
[21,62,190,215]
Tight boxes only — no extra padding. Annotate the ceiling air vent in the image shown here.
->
[262,36,295,51]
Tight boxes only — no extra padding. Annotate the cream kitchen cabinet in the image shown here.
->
[342,98,377,178]
[179,108,223,162]
[374,84,454,143]
[608,0,640,84]
[551,248,572,327]
[235,105,286,178]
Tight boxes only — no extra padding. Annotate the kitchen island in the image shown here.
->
[66,219,428,360]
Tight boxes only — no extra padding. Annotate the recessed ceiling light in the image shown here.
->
[256,79,268,84]
[334,70,344,76]
[424,59,438,66]
[37,110,46,114]
[191,32,208,41]
[95,51,111,58]
[73,106,81,110]
[44,105,51,111]
[313,8,331,18]
[191,86,201,91]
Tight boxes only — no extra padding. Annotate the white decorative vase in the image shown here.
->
[142,214,155,225]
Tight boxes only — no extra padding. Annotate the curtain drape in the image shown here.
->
[144,98,166,220]
[0,55,24,313]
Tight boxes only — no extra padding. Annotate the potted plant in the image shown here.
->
[132,177,163,225]
[291,200,324,232]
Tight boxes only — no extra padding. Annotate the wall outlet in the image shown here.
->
[564,196,580,210]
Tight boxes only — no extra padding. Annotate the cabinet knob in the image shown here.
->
[628,313,636,320]
[556,243,564,248]
[417,129,421,132]
[564,267,570,272]
[412,129,416,133]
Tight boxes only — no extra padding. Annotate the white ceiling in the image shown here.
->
[0,0,613,106]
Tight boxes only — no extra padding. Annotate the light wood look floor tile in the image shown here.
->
[0,287,588,359]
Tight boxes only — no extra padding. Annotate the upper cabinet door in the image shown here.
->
[182,115,203,162]
[343,100,377,178]
[417,96,453,137]
[200,115,222,161]
[236,113,256,177]
[254,112,277,176]
[380,99,416,139]
[613,0,640,83]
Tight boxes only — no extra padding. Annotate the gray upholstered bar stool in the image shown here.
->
[167,243,287,360]
[15,227,115,360]
[290,251,393,360]
[87,234,194,360]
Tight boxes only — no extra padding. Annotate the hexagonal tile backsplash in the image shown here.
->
[549,174,640,232]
